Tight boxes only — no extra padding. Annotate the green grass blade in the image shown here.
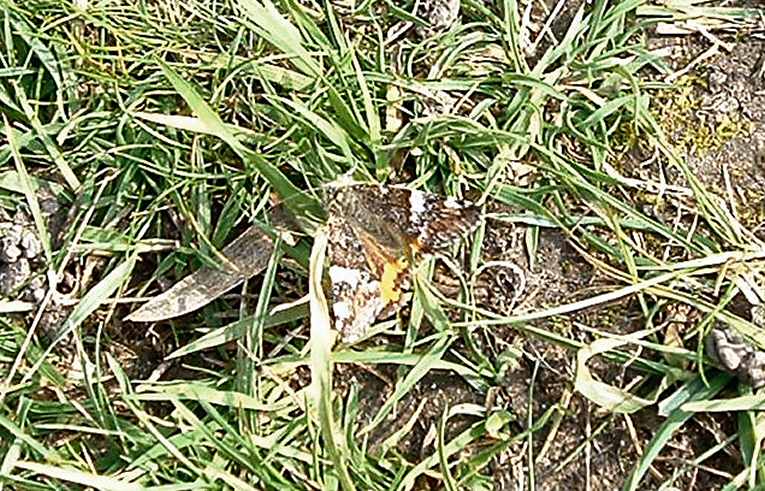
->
[308,229,355,490]
[156,60,322,223]
[624,373,730,491]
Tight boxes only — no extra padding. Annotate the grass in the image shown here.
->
[0,0,764,489]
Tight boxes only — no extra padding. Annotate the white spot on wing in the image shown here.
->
[332,301,351,319]
[445,197,461,208]
[329,266,362,288]
[409,189,428,230]
[410,190,427,213]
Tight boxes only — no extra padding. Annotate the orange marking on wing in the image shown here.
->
[358,233,396,275]
[380,257,408,303]
[409,239,423,254]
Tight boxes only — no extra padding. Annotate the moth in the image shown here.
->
[325,182,480,342]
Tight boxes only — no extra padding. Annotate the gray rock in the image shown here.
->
[0,258,31,295]
[416,0,460,37]
[706,306,765,389]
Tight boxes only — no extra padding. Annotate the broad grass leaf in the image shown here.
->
[132,382,291,411]
[624,373,730,491]
[166,299,308,359]
[682,393,765,412]
[12,461,142,491]
[308,229,355,490]
[62,259,135,332]
[269,94,354,161]
[575,336,653,413]
[237,0,322,77]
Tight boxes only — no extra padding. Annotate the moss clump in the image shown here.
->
[651,75,754,157]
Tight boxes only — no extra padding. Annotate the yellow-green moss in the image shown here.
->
[651,75,754,157]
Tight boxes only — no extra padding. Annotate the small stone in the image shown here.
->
[716,345,743,371]
[706,328,747,371]
[0,258,31,295]
[20,230,41,259]
[416,0,460,37]
[707,306,765,389]
[741,352,765,390]
[708,68,728,92]
[0,241,22,263]
[24,276,46,303]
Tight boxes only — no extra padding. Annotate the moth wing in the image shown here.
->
[327,215,390,342]
[404,189,480,253]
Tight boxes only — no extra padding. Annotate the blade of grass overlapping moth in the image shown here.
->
[308,229,355,491]
[166,300,308,360]
[405,290,427,351]
[156,60,322,224]
[624,372,730,491]
[14,85,80,191]
[10,462,142,491]
[237,0,322,77]
[14,256,135,387]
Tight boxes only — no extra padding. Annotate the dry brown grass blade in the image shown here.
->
[125,225,274,322]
